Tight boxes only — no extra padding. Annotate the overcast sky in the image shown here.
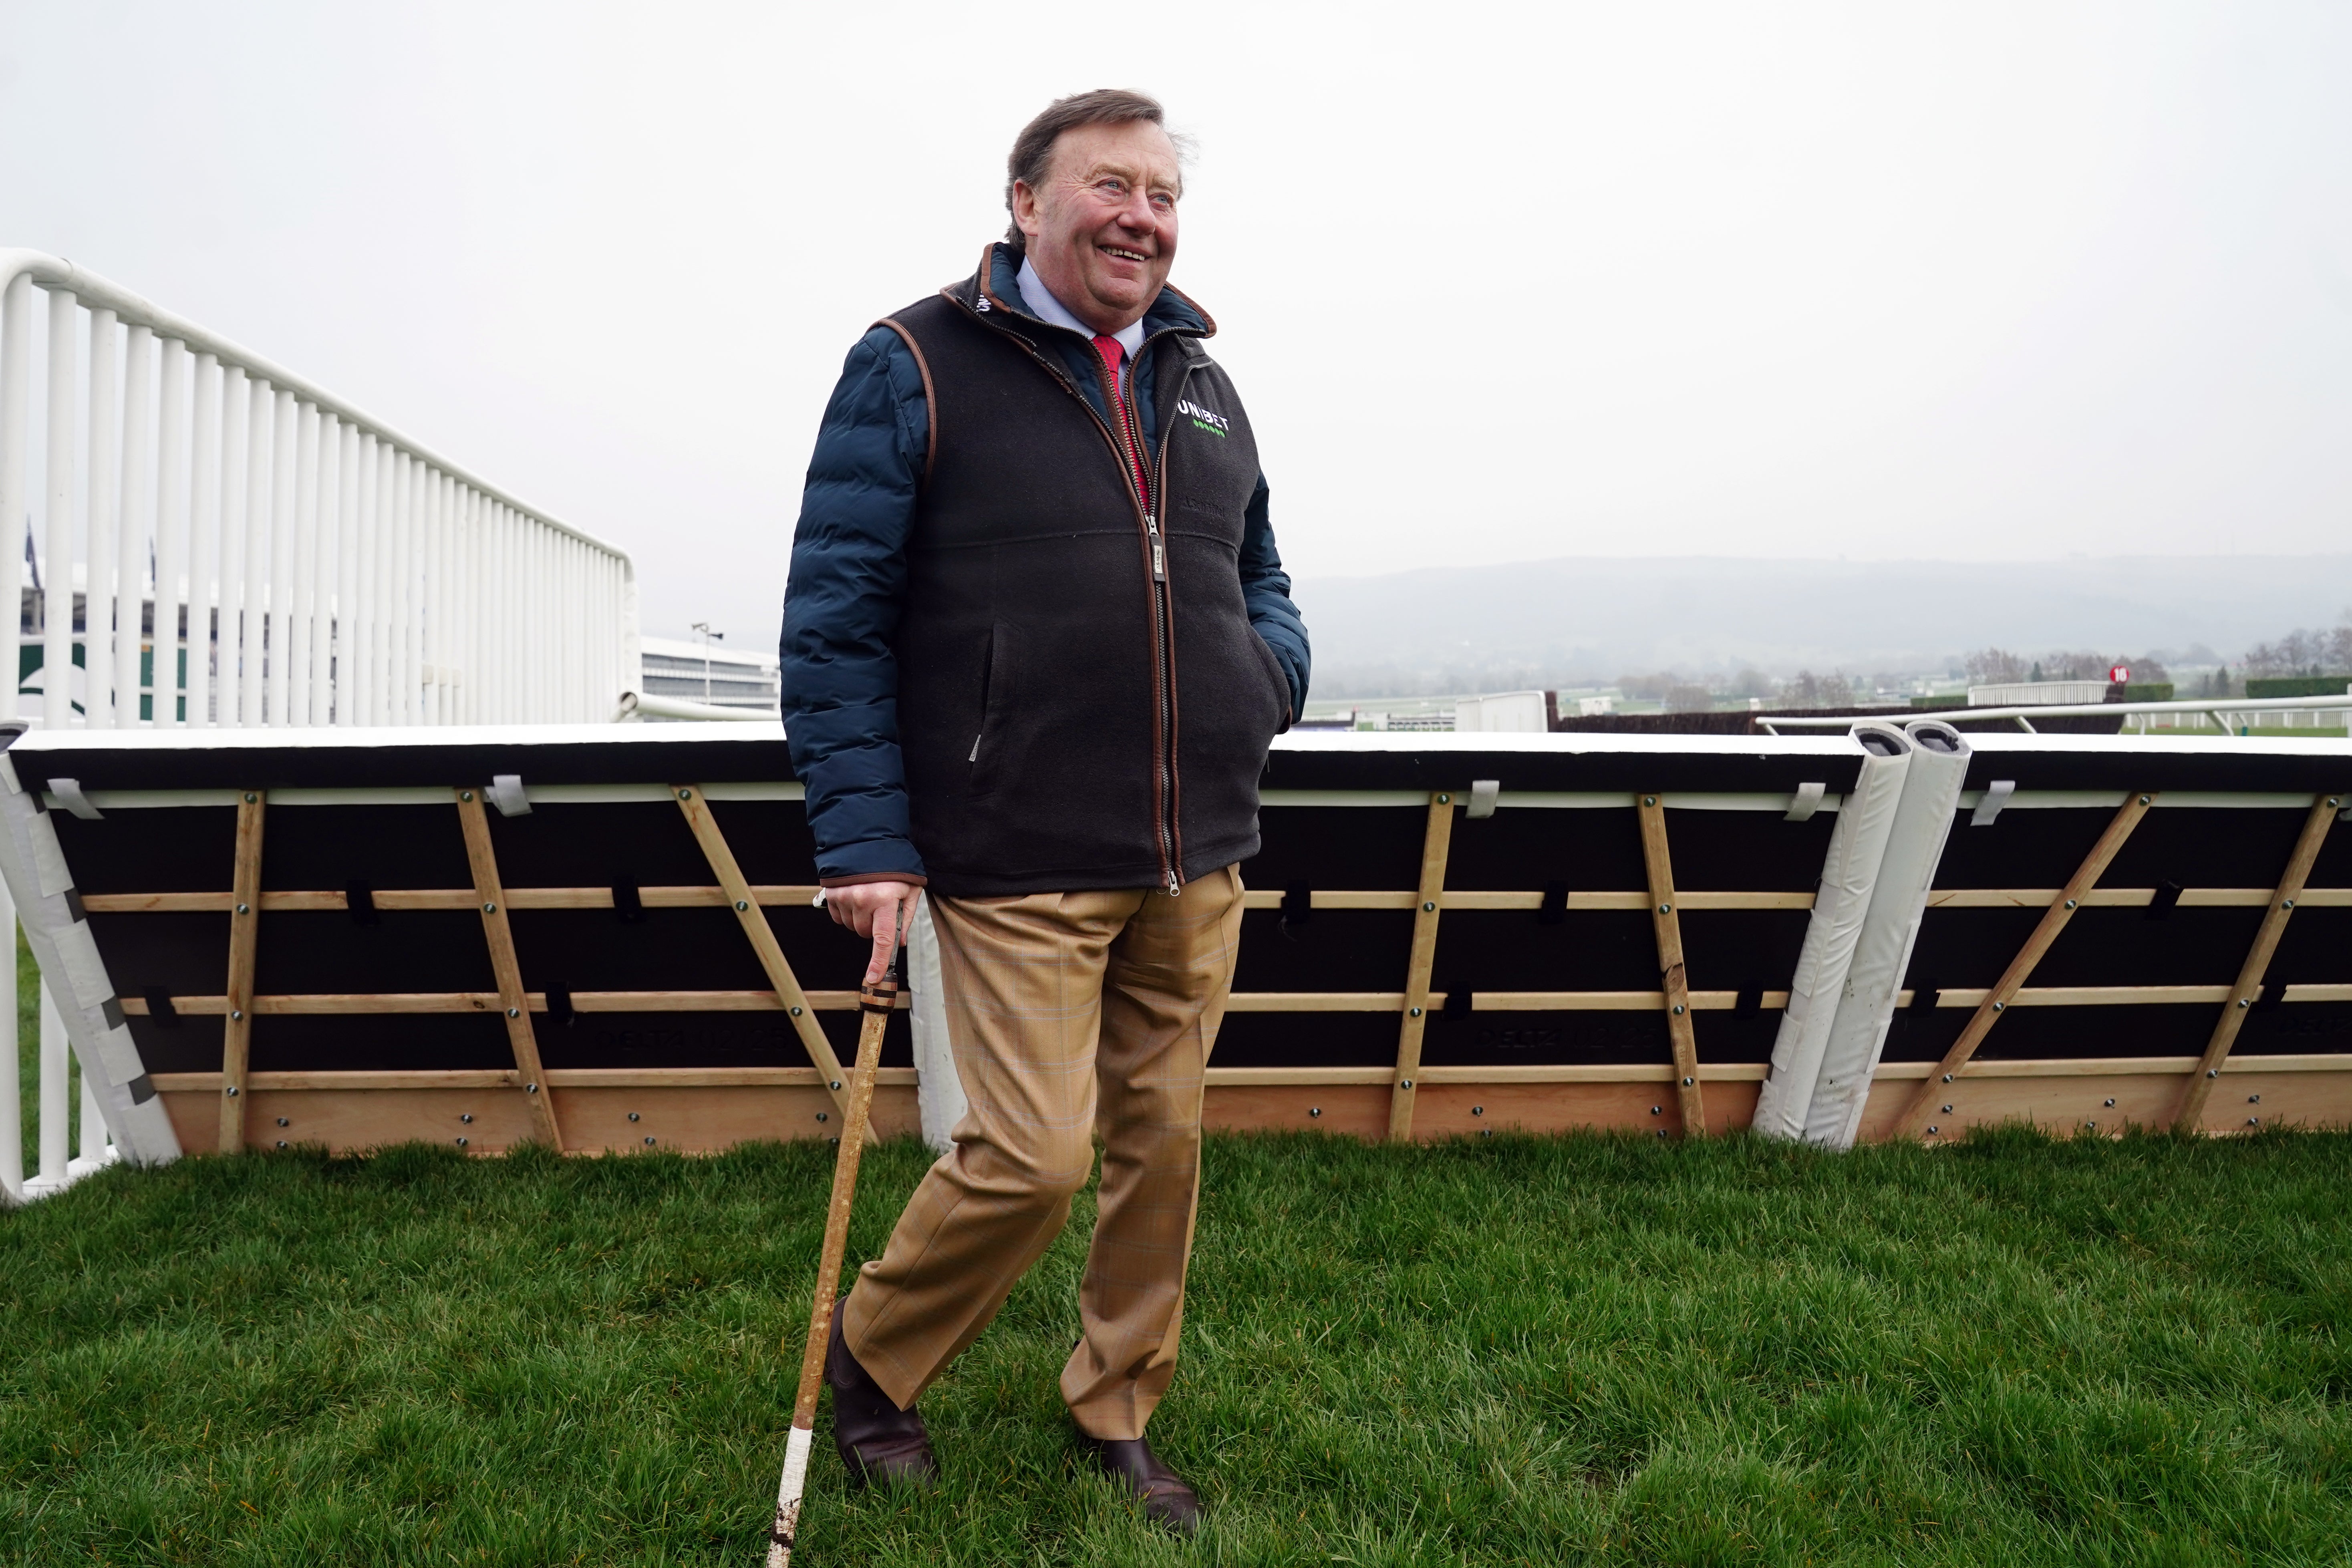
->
[4,2,2346,649]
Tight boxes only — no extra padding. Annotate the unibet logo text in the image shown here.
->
[1176,399,1230,437]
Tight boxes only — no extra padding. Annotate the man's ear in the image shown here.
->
[1011,179,1045,240]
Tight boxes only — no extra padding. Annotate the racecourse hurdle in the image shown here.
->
[1,721,2345,1165]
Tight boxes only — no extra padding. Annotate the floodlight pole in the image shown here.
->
[690,621,723,705]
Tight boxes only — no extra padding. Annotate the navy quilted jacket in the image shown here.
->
[780,246,1311,886]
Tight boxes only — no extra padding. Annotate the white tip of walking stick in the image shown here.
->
[769,1424,815,1567]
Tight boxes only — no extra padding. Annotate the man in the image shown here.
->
[777,89,1309,1534]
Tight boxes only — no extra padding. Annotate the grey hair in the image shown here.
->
[1003,88,1192,250]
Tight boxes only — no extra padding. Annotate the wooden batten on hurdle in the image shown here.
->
[217,790,266,1154]
[77,884,2352,918]
[1386,791,1456,1141]
[455,787,565,1149]
[1891,791,2156,1140]
[1637,794,1707,1137]
[2167,791,2344,1132]
[672,783,870,1140]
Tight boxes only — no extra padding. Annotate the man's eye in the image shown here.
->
[1098,180,1125,195]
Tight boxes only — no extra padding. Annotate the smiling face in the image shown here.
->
[1012,118,1181,336]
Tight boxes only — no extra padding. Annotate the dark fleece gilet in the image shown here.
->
[882,281,1286,896]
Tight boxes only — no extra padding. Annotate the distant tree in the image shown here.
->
[2123,654,2169,682]
[1779,670,1821,708]
[1728,668,1774,699]
[2241,638,2296,678]
[1819,672,1854,708]
[2029,661,2043,682]
[2044,650,2110,680]
[1964,648,2026,684]
[1618,672,1674,700]
[2241,622,2352,678]
[1664,684,1714,713]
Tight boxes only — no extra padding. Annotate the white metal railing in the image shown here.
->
[0,250,646,1200]
[0,250,640,732]
[1756,692,2352,735]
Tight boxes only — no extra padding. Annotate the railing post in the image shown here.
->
[491,504,509,722]
[0,272,29,729]
[115,322,151,726]
[154,336,188,726]
[319,409,337,723]
[429,469,449,725]
[288,401,319,724]
[534,523,548,718]
[387,451,408,723]
[0,885,20,1204]
[238,373,270,727]
[363,435,385,723]
[461,487,482,723]
[407,454,426,723]
[215,365,246,725]
[188,351,219,727]
[333,421,358,723]
[621,561,640,707]
[42,288,74,730]
[268,389,297,725]
[85,307,119,728]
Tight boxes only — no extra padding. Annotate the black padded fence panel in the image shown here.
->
[1242,807,1428,890]
[1438,809,1649,894]
[51,806,236,892]
[1229,909,1416,995]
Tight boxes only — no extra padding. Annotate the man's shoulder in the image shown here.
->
[876,289,968,338]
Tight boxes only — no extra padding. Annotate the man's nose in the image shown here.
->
[1116,189,1157,231]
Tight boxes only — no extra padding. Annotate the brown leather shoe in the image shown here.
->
[825,1292,937,1489]
[1077,1431,1202,1536]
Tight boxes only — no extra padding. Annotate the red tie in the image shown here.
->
[1091,334,1152,508]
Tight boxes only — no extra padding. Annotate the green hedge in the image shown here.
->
[2246,676,2351,699]
[2123,682,2175,702]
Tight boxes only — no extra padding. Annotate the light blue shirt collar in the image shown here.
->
[1017,256,1146,357]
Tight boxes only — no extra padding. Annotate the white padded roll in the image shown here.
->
[906,897,967,1153]
[0,743,182,1164]
[1753,723,1913,1141]
[1803,720,1971,1148]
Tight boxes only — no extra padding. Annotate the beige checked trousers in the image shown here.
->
[840,864,1245,1440]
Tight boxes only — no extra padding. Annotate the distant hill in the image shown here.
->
[1291,555,2352,697]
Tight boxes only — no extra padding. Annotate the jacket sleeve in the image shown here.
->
[1239,470,1310,728]
[779,327,931,885]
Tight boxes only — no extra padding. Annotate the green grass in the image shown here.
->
[4,1128,2352,1566]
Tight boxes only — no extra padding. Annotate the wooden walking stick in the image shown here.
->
[768,920,900,1567]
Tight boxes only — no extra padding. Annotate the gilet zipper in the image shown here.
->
[1093,339,1182,897]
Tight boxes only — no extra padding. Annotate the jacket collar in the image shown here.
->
[952,241,1215,342]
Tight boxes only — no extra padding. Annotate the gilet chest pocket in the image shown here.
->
[968,622,1013,796]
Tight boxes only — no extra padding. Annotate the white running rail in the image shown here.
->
[0,250,643,1201]
[1757,692,2352,735]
